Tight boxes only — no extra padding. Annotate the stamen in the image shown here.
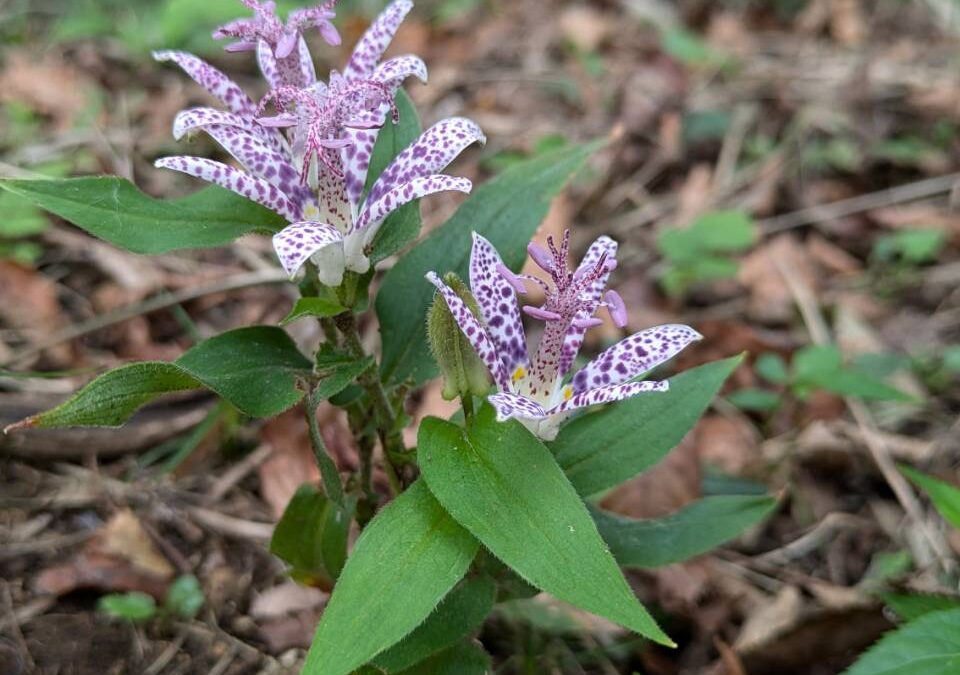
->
[573,317,604,330]
[604,290,628,328]
[527,242,554,273]
[523,306,562,321]
[497,264,527,294]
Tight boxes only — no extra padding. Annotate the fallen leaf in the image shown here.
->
[558,5,612,52]
[738,234,817,325]
[695,415,761,476]
[735,585,804,653]
[34,510,174,600]
[0,261,70,365]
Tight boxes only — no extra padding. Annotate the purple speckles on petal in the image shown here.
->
[489,392,548,422]
[366,117,485,207]
[355,175,472,239]
[550,380,670,416]
[571,324,703,395]
[155,155,300,222]
[272,220,343,277]
[343,0,414,81]
[471,233,528,374]
[153,50,256,116]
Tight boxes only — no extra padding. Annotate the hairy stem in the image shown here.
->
[305,388,345,507]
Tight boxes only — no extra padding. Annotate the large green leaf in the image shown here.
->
[843,607,960,675]
[12,326,310,429]
[372,575,495,673]
[0,178,286,254]
[418,405,673,646]
[366,90,424,265]
[358,640,490,675]
[899,465,960,530]
[303,480,479,675]
[270,484,352,590]
[592,494,776,568]
[882,593,960,622]
[552,355,743,497]
[377,141,600,386]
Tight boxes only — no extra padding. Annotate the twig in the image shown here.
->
[756,513,865,565]
[1,582,34,673]
[206,443,275,506]
[759,172,960,234]
[188,507,273,542]
[773,255,956,573]
[2,269,288,368]
[143,630,186,675]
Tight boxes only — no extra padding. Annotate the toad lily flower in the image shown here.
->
[213,0,340,88]
[426,232,702,440]
[155,0,483,286]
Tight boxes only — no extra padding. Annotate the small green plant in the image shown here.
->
[98,574,205,623]
[872,229,946,266]
[729,346,914,413]
[657,210,756,297]
[842,466,960,674]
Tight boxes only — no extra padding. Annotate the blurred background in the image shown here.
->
[2,0,960,673]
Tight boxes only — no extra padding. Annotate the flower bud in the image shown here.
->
[427,272,492,400]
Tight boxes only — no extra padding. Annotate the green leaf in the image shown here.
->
[165,574,204,619]
[303,480,478,675]
[881,593,960,621]
[689,210,756,251]
[280,297,347,325]
[16,326,310,428]
[367,90,424,265]
[0,178,286,254]
[373,575,495,673]
[551,355,743,497]
[377,141,600,386]
[592,495,776,568]
[899,465,960,530]
[660,28,728,67]
[812,370,913,402]
[418,406,673,646]
[792,345,843,382]
[270,484,352,589]
[755,352,790,384]
[391,640,491,675]
[98,592,157,622]
[727,387,781,412]
[313,353,376,403]
[843,607,960,675]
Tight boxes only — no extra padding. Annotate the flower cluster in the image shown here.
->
[428,232,702,439]
[156,0,484,286]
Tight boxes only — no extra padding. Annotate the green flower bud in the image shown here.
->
[427,273,492,400]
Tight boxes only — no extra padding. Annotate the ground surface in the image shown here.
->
[1,1,960,673]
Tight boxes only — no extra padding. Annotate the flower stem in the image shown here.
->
[461,393,474,424]
[305,388,345,507]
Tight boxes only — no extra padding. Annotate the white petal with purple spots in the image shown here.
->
[426,272,511,391]
[172,108,284,153]
[153,51,256,116]
[550,380,670,416]
[365,117,485,208]
[469,233,528,374]
[194,124,301,198]
[356,175,472,240]
[488,392,548,421]
[343,0,414,80]
[154,156,300,222]
[571,324,703,394]
[340,110,387,211]
[272,221,344,278]
[370,54,428,89]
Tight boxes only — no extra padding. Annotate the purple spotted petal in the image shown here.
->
[343,0,414,81]
[195,124,302,198]
[154,156,300,222]
[488,392,548,421]
[366,117,485,206]
[340,111,387,210]
[559,236,618,377]
[153,50,255,116]
[257,39,281,89]
[571,324,702,394]
[272,221,344,278]
[550,380,669,416]
[469,233,528,374]
[297,35,317,84]
[317,164,351,231]
[356,175,472,236]
[426,271,511,391]
[370,54,428,89]
[172,108,283,153]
